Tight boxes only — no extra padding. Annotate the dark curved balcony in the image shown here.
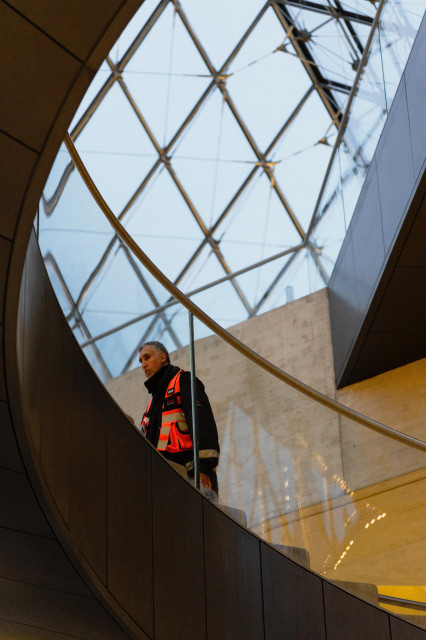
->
[0,2,425,638]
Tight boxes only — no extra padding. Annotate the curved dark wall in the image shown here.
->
[17,238,426,640]
[0,1,148,636]
[1,1,425,638]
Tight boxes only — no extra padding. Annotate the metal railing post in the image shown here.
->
[188,311,200,489]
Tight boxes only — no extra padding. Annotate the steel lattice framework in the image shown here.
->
[38,0,421,380]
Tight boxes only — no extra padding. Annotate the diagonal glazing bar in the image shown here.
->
[113,74,255,315]
[177,1,307,241]
[70,0,169,142]
[253,241,329,316]
[44,252,86,325]
[122,313,167,374]
[308,244,329,284]
[250,250,300,316]
[169,84,314,297]
[332,0,366,56]
[44,253,112,379]
[272,1,343,125]
[42,161,74,217]
[175,0,271,77]
[81,243,305,349]
[116,157,163,223]
[210,85,314,235]
[74,234,119,309]
[70,73,118,141]
[48,70,119,208]
[116,74,163,154]
[275,0,374,26]
[166,162,255,314]
[72,156,162,311]
[161,160,255,319]
[123,301,180,374]
[305,0,385,241]
[223,92,306,240]
[121,243,182,350]
[118,0,170,70]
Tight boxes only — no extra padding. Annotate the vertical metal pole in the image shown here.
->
[36,204,40,241]
[188,310,200,489]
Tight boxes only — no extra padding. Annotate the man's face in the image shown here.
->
[139,345,167,378]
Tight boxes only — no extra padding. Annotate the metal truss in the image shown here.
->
[41,0,382,378]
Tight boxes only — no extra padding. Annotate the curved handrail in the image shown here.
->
[378,595,426,612]
[64,133,426,453]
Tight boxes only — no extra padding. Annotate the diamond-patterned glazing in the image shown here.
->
[37,0,425,380]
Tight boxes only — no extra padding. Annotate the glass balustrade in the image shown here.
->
[189,316,425,615]
[104,270,425,620]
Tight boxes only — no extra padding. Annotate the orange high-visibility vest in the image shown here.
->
[141,369,193,453]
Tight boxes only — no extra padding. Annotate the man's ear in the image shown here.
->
[160,352,167,365]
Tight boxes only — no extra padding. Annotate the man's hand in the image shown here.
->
[200,472,212,490]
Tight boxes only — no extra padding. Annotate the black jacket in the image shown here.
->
[143,364,220,484]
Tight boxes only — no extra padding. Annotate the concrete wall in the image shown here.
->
[106,287,337,424]
[336,357,426,491]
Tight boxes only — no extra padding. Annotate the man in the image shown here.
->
[139,341,220,493]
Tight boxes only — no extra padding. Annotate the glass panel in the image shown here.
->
[190,281,249,326]
[38,145,115,303]
[123,3,212,146]
[220,173,302,272]
[234,252,297,310]
[252,248,326,314]
[227,7,312,151]
[190,316,426,605]
[69,60,111,134]
[348,33,387,156]
[170,93,258,227]
[272,90,334,231]
[124,167,206,282]
[378,2,425,107]
[108,0,165,65]
[74,82,159,215]
[179,0,264,70]
[309,11,389,269]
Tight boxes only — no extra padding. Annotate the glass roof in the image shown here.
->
[37,0,425,380]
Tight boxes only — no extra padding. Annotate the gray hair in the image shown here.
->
[139,341,170,364]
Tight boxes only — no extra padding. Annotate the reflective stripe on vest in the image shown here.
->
[141,369,193,454]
